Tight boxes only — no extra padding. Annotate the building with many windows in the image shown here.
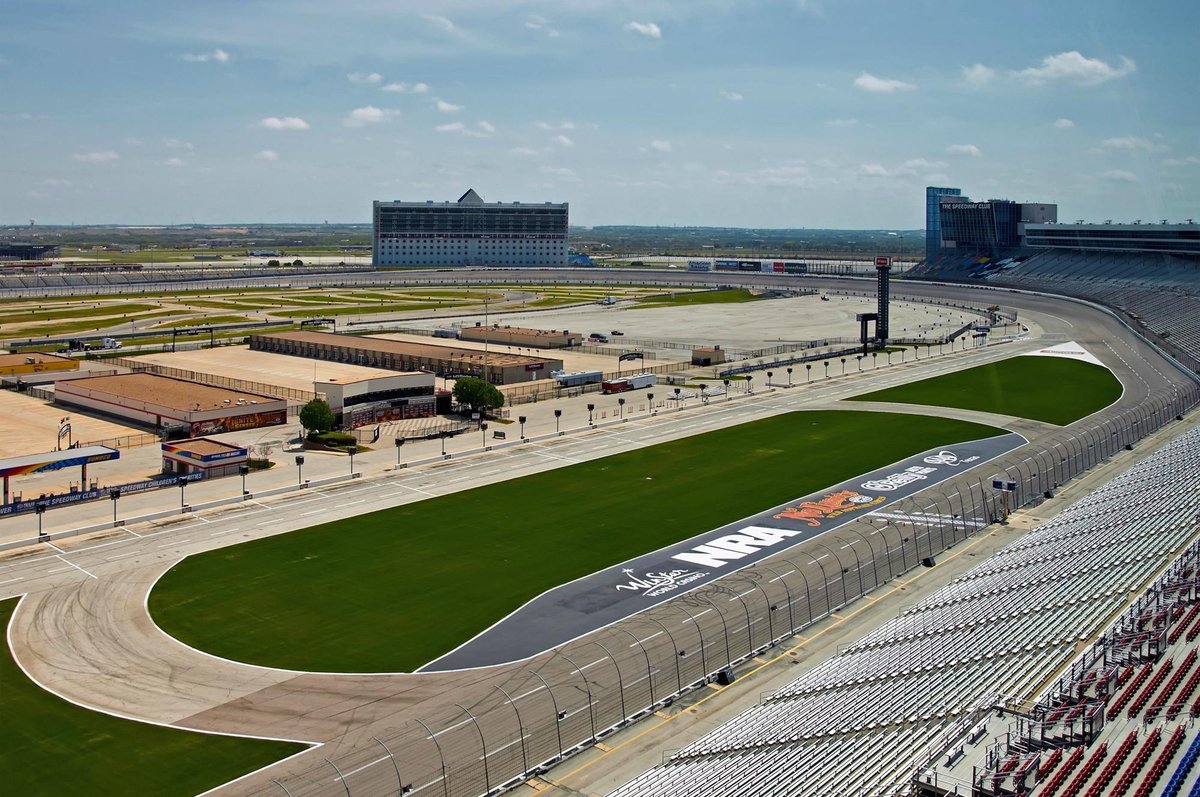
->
[373,189,568,267]
[926,186,1057,261]
[1022,222,1200,255]
[925,186,961,262]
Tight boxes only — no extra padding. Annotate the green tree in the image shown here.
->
[299,398,335,436]
[266,259,280,268]
[292,258,304,267]
[452,377,505,413]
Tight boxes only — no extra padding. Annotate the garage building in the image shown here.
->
[458,325,582,349]
[316,370,437,428]
[250,330,563,385]
[55,373,288,435]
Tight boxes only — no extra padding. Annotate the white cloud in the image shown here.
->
[73,150,119,163]
[552,134,574,147]
[947,144,982,157]
[1016,51,1136,86]
[859,157,946,177]
[650,139,672,153]
[526,14,559,37]
[961,63,995,88]
[1163,156,1200,166]
[381,81,430,94]
[182,48,230,63]
[1102,136,1165,152]
[344,106,397,126]
[719,90,743,101]
[476,120,496,134]
[162,157,185,167]
[539,165,580,182]
[1103,169,1137,182]
[853,72,915,93]
[163,138,194,150]
[537,120,576,131]
[511,147,539,156]
[436,121,466,133]
[123,137,144,146]
[254,149,279,161]
[259,116,310,131]
[825,118,859,127]
[348,72,383,85]
[623,21,662,39]
[435,99,463,113]
[423,14,458,34]
[1053,118,1075,129]
[42,178,72,186]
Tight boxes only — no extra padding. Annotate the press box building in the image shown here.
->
[373,189,568,267]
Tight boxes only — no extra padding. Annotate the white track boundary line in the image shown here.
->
[2,593,321,797]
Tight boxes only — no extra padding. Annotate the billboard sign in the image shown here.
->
[874,256,893,267]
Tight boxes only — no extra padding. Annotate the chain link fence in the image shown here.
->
[242,380,1199,797]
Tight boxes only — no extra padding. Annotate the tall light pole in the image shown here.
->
[238,463,249,496]
[824,360,830,378]
[787,367,793,387]
[348,444,357,475]
[394,436,404,466]
[647,392,655,414]
[295,454,305,484]
[840,357,846,375]
[518,415,527,439]
[481,421,488,447]
[178,476,187,511]
[806,363,812,382]
[440,431,448,455]
[587,403,595,425]
[618,397,625,420]
[767,370,773,388]
[36,501,47,541]
[110,488,120,524]
[554,409,562,433]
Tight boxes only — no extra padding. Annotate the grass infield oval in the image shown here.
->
[150,410,1002,672]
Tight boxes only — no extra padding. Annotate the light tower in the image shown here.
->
[874,256,892,343]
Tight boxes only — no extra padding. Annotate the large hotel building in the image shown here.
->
[372,189,569,267]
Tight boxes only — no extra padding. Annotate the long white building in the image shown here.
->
[372,189,569,267]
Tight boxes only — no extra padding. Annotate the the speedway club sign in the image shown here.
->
[419,432,1025,672]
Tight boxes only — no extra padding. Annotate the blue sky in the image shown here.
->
[2,0,1197,228]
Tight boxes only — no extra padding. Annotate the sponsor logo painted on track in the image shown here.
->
[418,432,1026,672]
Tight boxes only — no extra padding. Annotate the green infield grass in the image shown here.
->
[848,355,1121,425]
[0,598,305,797]
[150,410,1002,672]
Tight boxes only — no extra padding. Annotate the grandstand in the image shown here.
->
[912,249,1200,374]
[609,427,1200,797]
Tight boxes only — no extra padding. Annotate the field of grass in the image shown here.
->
[637,288,761,307]
[150,410,1002,672]
[849,356,1122,426]
[0,598,305,797]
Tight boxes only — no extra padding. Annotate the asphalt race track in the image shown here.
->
[420,433,1026,672]
[2,269,1197,797]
